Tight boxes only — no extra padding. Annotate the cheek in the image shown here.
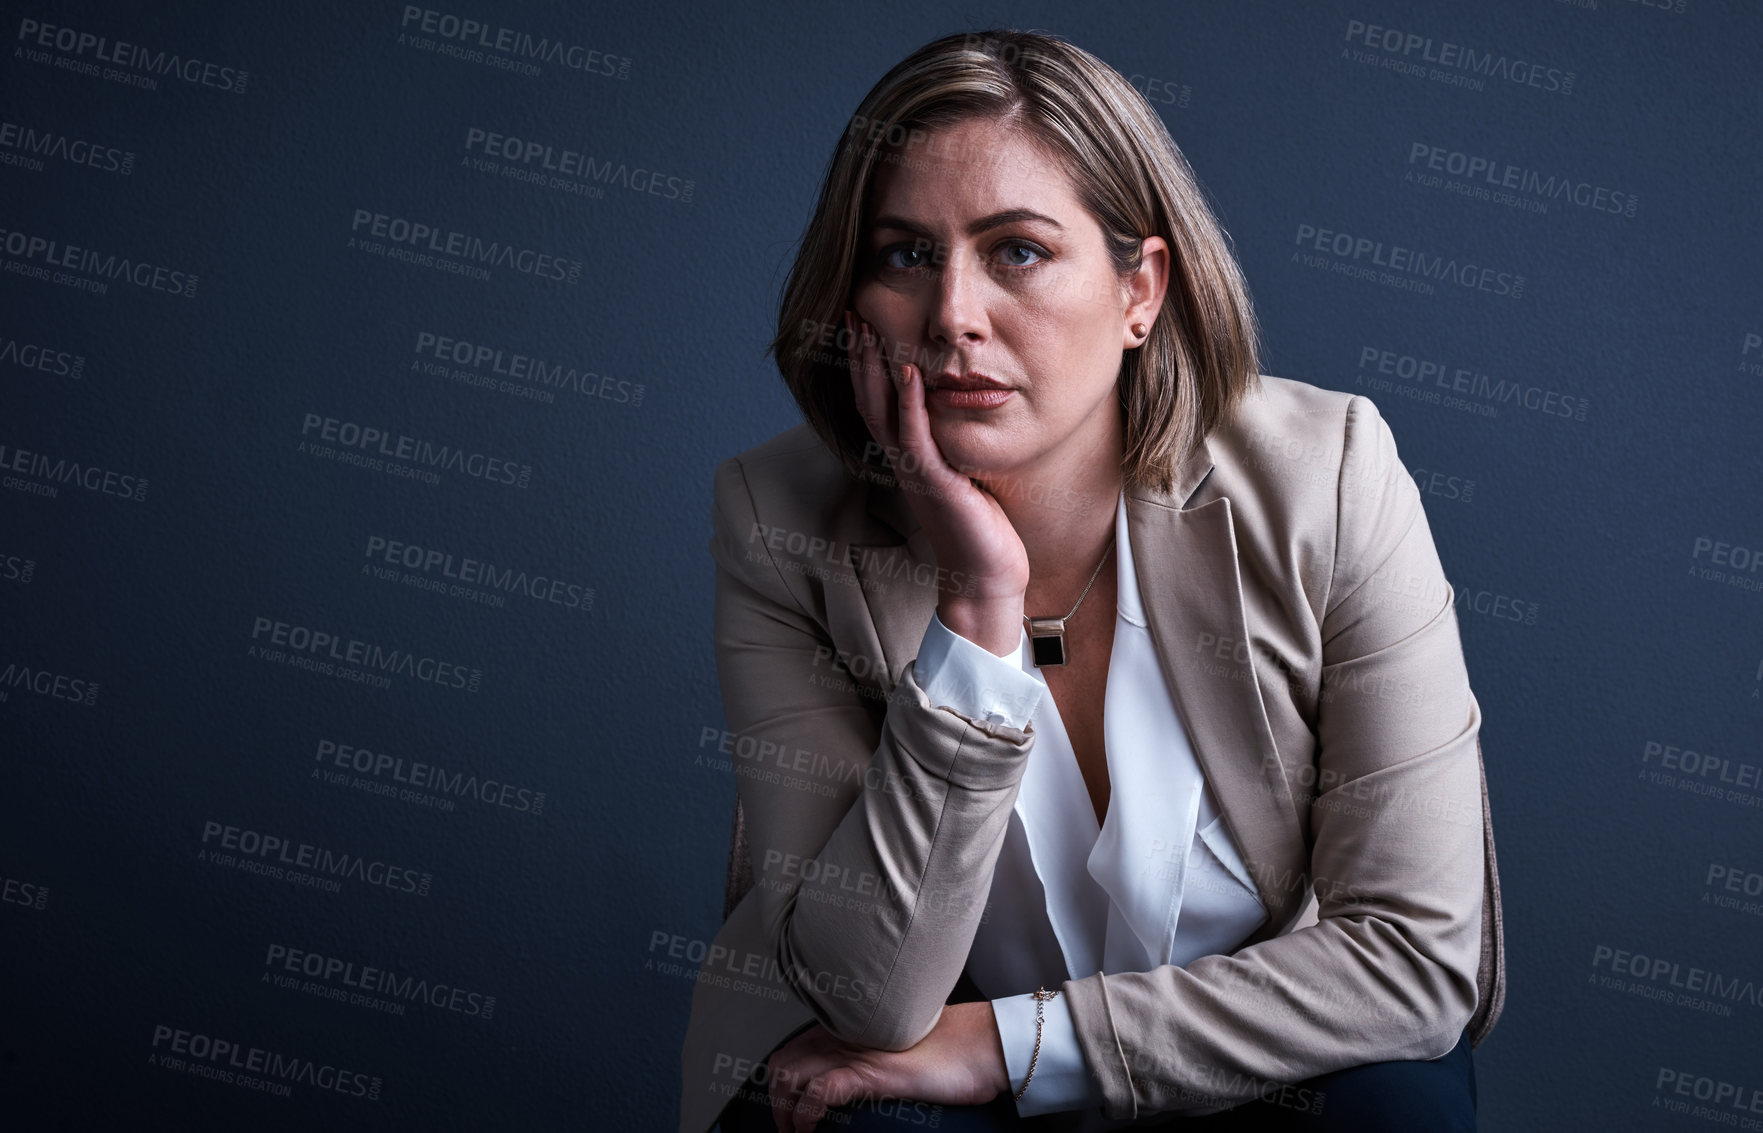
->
[1009,304,1108,375]
[1009,318,1122,411]
[848,281,876,319]
[1016,269,1121,333]
[851,282,912,330]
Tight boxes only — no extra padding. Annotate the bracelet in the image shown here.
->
[1013,987,1059,1101]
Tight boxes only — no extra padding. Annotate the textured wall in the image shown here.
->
[3,2,1759,1130]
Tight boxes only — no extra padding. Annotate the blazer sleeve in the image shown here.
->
[709,454,1039,1050]
[1061,395,1486,1120]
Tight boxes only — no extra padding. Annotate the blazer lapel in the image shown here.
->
[847,447,1308,939]
[1124,488,1308,940]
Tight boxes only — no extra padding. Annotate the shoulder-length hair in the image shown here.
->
[767,27,1262,496]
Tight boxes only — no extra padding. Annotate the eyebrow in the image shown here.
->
[868,208,1065,238]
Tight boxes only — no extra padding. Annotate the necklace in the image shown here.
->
[1022,533,1116,667]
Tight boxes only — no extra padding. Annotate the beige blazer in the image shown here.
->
[678,373,1505,1133]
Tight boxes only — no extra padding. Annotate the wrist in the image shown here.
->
[938,596,1025,657]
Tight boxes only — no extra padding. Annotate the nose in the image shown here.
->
[925,246,989,351]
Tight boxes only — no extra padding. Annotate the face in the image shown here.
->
[851,116,1167,486]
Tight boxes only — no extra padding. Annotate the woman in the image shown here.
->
[681,28,1502,1133]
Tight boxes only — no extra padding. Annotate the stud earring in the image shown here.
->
[1130,322,1148,340]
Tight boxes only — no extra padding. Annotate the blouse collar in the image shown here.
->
[1007,488,1216,976]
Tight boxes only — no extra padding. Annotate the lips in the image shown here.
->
[930,372,1011,391]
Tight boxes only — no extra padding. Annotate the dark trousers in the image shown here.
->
[716,969,1477,1132]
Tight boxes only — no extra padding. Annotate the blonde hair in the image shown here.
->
[767,28,1262,496]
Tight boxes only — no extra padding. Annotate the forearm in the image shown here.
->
[758,661,1034,1049]
[1063,696,1486,1118]
[710,454,1039,1051]
[1068,902,1482,1116]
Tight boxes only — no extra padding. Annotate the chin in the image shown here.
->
[928,427,1026,482]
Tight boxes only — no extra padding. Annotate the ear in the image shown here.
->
[1122,236,1171,349]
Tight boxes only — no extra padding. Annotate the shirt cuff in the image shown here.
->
[914,609,1044,730]
[993,992,1105,1117]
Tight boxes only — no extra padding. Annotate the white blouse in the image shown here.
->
[912,488,1271,1126]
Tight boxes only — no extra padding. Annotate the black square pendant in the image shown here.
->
[1026,617,1068,667]
[1029,630,1066,667]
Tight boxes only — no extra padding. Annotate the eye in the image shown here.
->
[872,239,1049,273]
[878,244,928,271]
[992,241,1047,269]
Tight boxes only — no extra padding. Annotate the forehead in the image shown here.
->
[865,118,1080,226]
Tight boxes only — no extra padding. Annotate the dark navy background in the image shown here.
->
[2,2,1759,1130]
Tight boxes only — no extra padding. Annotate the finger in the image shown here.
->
[800,1062,884,1133]
[892,361,969,500]
[843,310,871,441]
[864,319,900,453]
[767,1048,837,1133]
[892,361,944,478]
[793,1070,840,1133]
[845,313,896,458]
[766,1048,803,1133]
[769,1062,796,1133]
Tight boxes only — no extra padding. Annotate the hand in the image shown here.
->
[845,311,1028,654]
[762,1001,1010,1132]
